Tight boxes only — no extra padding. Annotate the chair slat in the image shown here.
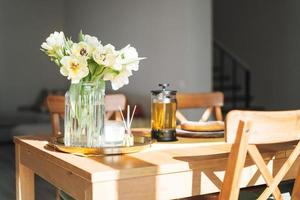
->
[105,94,127,111]
[177,92,224,108]
[176,92,224,123]
[215,106,223,121]
[258,140,300,199]
[247,145,282,199]
[226,110,300,144]
[47,96,64,114]
[50,114,61,137]
[200,107,213,122]
[176,111,188,122]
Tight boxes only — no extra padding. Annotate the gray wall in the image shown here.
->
[0,1,4,109]
[65,0,212,116]
[0,0,67,112]
[214,0,300,110]
[0,0,212,116]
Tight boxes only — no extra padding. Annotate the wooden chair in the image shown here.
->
[47,94,127,137]
[176,92,224,122]
[220,110,300,200]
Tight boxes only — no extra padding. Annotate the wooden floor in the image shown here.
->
[0,142,56,200]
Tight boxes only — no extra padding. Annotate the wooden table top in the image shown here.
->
[14,135,294,183]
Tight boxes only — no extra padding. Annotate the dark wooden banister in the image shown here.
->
[214,40,251,70]
[213,39,251,109]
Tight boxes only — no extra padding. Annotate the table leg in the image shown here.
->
[85,185,93,200]
[85,183,104,200]
[15,144,35,200]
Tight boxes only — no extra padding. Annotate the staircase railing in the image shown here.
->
[213,40,251,109]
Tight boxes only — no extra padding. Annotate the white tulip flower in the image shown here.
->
[93,44,121,70]
[41,31,65,57]
[103,69,133,90]
[60,56,89,83]
[119,45,144,71]
[92,46,105,63]
[113,56,123,71]
[84,34,102,52]
[71,42,92,58]
[100,45,145,90]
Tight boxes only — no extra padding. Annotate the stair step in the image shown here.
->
[213,65,229,72]
[213,75,231,81]
[225,95,253,102]
[213,84,242,91]
[213,66,221,72]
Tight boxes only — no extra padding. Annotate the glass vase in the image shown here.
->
[64,80,105,147]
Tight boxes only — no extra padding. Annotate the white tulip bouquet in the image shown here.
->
[41,31,144,90]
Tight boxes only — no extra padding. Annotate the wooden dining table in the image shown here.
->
[14,131,300,200]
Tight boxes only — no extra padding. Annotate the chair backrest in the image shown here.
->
[220,110,300,200]
[104,94,127,121]
[225,110,300,144]
[47,95,65,137]
[47,94,127,137]
[176,92,224,122]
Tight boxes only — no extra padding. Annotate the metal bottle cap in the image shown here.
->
[151,83,177,96]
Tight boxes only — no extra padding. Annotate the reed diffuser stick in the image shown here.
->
[119,104,137,147]
[119,106,128,130]
[129,105,137,128]
[119,105,137,132]
[127,105,130,130]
